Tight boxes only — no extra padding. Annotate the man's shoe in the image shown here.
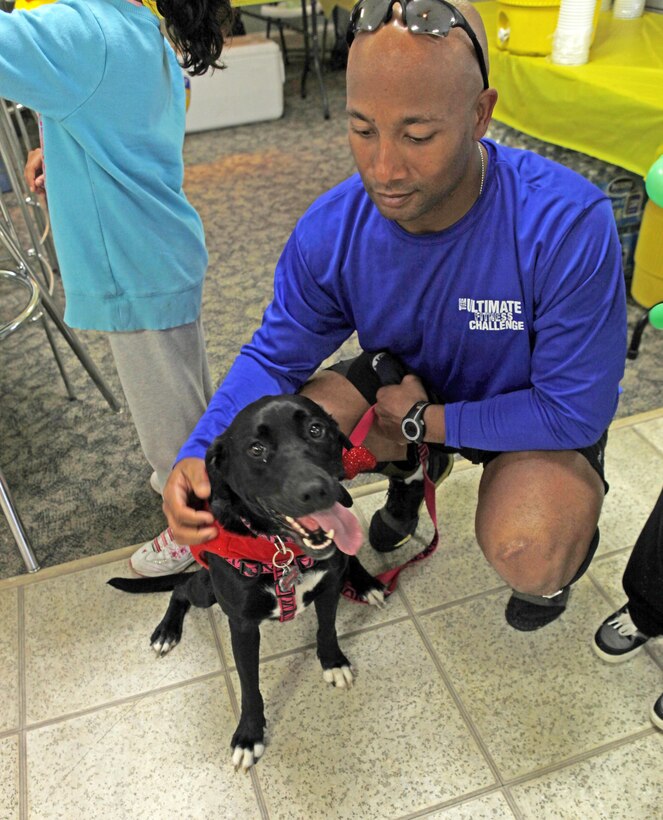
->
[130,528,194,576]
[651,693,663,731]
[592,604,650,663]
[369,450,454,553]
[505,587,570,632]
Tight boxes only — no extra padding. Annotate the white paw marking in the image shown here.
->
[322,665,354,688]
[232,743,264,772]
[364,588,385,608]
[151,638,177,656]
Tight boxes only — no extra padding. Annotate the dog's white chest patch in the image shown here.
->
[269,569,327,619]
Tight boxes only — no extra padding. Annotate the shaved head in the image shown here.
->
[348,0,491,97]
[345,0,498,233]
[452,0,490,75]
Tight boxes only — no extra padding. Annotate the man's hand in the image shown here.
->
[24,148,45,194]
[162,457,217,545]
[374,374,428,441]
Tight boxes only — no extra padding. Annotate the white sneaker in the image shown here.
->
[130,528,194,576]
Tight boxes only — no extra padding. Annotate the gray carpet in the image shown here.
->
[1,62,662,579]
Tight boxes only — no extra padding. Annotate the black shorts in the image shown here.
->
[328,352,609,493]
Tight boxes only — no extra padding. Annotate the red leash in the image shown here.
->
[341,406,440,603]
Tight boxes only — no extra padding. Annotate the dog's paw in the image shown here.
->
[322,665,354,689]
[150,623,181,656]
[230,718,266,773]
[362,586,386,608]
[151,635,179,655]
[232,742,265,773]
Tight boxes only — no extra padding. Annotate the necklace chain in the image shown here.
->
[477,141,485,198]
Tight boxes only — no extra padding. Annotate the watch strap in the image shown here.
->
[401,400,431,443]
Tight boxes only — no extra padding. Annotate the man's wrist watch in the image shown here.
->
[401,401,431,444]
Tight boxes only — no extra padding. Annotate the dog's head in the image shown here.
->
[205,395,363,560]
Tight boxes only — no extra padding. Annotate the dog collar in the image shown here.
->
[190,523,314,622]
[190,522,305,566]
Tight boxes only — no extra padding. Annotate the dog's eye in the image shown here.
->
[249,442,266,459]
[308,422,325,439]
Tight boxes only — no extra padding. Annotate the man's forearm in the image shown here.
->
[421,403,446,445]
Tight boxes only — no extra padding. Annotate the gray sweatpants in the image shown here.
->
[108,316,214,493]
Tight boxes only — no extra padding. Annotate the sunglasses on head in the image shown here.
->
[347,0,489,91]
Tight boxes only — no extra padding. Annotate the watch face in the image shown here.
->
[402,418,420,441]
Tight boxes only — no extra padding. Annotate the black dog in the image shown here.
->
[109,395,384,771]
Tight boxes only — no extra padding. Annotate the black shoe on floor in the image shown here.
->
[505,587,570,632]
[369,449,454,553]
[592,604,650,663]
[651,693,663,731]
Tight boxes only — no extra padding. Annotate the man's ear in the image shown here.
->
[474,87,498,138]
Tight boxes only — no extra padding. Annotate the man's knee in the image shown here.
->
[476,449,604,594]
[300,369,369,434]
[301,367,407,462]
[483,537,569,596]
[481,529,599,596]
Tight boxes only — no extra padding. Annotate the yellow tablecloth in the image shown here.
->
[319,0,354,14]
[14,0,56,8]
[476,2,663,177]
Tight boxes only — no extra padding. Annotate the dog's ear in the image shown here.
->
[205,435,226,484]
[337,483,353,508]
[205,435,251,533]
[205,436,232,522]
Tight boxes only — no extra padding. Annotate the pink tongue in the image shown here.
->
[297,503,364,555]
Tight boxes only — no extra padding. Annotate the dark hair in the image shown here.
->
[157,0,236,76]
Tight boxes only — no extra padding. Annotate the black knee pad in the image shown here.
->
[568,527,601,587]
[327,352,382,405]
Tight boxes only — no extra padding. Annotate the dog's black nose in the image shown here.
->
[297,478,334,508]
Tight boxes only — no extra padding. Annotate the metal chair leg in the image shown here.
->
[300,0,310,99]
[278,21,290,65]
[300,0,329,118]
[0,222,121,412]
[0,469,40,573]
[627,308,650,360]
[36,283,122,412]
[38,314,77,401]
[311,0,330,119]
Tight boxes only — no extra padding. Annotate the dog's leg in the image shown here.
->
[228,617,266,772]
[314,584,353,689]
[345,556,386,608]
[150,571,214,656]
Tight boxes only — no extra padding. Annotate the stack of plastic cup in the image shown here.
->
[613,0,645,18]
[551,0,597,65]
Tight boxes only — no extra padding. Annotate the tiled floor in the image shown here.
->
[1,411,662,820]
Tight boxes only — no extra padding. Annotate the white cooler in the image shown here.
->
[185,34,285,133]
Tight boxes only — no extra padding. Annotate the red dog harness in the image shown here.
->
[190,523,315,622]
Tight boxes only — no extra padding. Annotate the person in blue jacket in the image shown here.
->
[160,0,627,631]
[0,0,234,576]
[593,485,663,730]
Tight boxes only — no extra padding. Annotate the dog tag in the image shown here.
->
[278,562,301,592]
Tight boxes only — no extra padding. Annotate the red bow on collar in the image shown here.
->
[342,445,377,479]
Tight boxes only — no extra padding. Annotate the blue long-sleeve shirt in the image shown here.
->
[179,139,626,461]
[0,0,207,331]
